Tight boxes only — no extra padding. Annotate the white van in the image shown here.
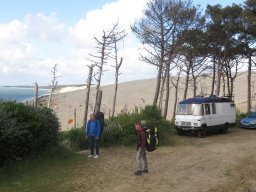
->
[174,95,236,137]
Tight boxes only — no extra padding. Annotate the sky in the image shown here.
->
[0,0,245,86]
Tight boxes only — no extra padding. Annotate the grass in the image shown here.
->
[0,147,86,192]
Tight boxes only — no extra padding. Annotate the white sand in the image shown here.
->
[56,86,87,94]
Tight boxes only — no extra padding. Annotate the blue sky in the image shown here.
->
[0,0,245,86]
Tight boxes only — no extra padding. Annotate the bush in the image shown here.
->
[0,101,60,165]
[102,105,173,146]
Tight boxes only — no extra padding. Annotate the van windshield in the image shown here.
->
[178,104,202,116]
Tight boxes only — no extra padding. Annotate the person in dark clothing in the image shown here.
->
[86,113,101,158]
[134,122,148,176]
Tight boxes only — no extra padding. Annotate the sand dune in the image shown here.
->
[47,72,256,131]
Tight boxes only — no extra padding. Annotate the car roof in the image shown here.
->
[179,95,233,104]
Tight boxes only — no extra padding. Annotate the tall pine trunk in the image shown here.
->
[163,64,170,119]
[248,54,252,113]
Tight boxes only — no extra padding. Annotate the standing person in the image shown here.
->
[134,122,148,176]
[86,113,101,158]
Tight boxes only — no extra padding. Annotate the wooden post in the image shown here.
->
[34,82,38,107]
[74,108,77,129]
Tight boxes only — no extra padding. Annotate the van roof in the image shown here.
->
[179,95,233,104]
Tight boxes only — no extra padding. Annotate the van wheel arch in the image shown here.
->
[197,125,207,138]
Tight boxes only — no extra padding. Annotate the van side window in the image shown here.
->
[204,104,211,115]
[212,103,216,114]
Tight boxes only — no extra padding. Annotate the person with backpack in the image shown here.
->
[86,113,101,159]
[134,122,148,176]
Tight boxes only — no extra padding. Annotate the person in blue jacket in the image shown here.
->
[86,113,101,158]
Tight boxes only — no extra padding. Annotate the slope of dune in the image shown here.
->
[47,72,256,130]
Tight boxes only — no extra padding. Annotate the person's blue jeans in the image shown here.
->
[89,136,99,155]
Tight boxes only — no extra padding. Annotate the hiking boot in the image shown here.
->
[142,169,149,173]
[134,170,142,176]
[94,155,99,159]
[88,154,94,158]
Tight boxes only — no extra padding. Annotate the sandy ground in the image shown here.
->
[69,128,256,192]
[43,72,256,130]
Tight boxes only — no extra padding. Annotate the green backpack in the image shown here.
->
[145,127,159,152]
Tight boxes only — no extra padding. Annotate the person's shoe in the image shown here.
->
[134,170,142,176]
[142,169,149,173]
[94,155,99,159]
[88,154,94,158]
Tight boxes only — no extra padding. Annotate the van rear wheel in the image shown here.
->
[221,124,229,134]
[197,127,206,138]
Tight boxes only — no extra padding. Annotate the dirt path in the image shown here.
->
[70,128,256,192]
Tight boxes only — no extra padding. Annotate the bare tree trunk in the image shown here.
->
[94,33,106,113]
[47,88,53,109]
[111,37,123,118]
[248,54,252,113]
[215,59,223,96]
[84,65,93,128]
[193,76,197,97]
[172,72,181,120]
[95,89,103,113]
[163,64,170,119]
[183,66,191,100]
[158,69,166,111]
[34,82,38,107]
[153,63,163,106]
[211,56,216,95]
[112,74,118,118]
[222,74,226,96]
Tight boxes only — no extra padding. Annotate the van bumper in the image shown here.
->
[175,126,201,131]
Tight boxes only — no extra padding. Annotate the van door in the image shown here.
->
[203,103,213,128]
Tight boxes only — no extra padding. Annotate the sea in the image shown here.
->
[0,86,49,103]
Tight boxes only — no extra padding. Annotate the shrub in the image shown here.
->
[0,101,60,165]
[59,128,87,151]
[102,105,173,146]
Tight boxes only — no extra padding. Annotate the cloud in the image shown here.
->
[0,20,27,43]
[25,12,65,41]
[0,13,67,85]
[69,0,148,48]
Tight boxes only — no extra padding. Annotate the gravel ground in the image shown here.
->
[68,128,256,192]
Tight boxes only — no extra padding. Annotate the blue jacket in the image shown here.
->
[86,119,101,137]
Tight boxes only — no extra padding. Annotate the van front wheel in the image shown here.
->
[197,127,206,138]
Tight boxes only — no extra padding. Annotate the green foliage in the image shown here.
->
[141,105,162,121]
[59,128,87,151]
[103,105,173,146]
[102,113,141,146]
[0,101,60,165]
